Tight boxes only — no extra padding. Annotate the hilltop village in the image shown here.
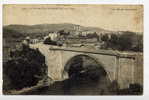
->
[23,25,116,49]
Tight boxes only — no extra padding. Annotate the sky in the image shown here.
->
[3,4,143,32]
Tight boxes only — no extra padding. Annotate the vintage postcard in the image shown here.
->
[3,4,143,95]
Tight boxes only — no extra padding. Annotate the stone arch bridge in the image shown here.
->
[30,44,143,89]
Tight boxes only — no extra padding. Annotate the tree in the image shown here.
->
[101,34,109,42]
[131,34,143,52]
[3,46,47,90]
[118,31,135,51]
[110,34,119,44]
[108,34,120,50]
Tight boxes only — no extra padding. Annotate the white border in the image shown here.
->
[1,0,144,4]
[1,0,149,100]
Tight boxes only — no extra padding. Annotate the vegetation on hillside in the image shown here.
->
[3,45,47,91]
[100,31,143,52]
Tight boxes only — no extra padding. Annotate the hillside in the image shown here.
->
[3,23,109,36]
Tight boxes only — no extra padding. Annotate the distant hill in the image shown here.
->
[3,27,25,38]
[3,23,109,36]
[3,23,142,39]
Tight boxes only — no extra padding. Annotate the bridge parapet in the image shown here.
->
[49,47,137,59]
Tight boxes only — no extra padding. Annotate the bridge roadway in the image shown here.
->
[49,46,136,59]
[30,43,143,89]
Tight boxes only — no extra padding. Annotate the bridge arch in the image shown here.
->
[62,54,112,82]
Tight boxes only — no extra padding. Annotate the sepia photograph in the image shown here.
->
[2,4,143,95]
